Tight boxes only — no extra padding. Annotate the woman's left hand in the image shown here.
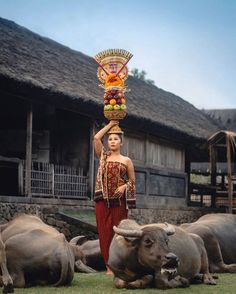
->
[114,184,127,197]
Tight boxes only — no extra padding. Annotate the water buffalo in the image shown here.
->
[108,219,216,289]
[0,214,94,288]
[181,213,236,273]
[70,236,105,271]
[0,235,13,293]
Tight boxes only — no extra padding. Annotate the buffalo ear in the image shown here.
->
[124,236,140,246]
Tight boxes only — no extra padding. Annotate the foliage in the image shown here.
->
[11,273,236,294]
[190,174,210,184]
[130,68,155,85]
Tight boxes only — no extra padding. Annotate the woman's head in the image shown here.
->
[107,133,123,151]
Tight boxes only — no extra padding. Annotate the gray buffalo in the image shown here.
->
[108,219,216,289]
[70,236,105,271]
[0,214,94,288]
[0,234,13,293]
[181,213,236,273]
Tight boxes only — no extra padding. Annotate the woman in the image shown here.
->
[93,120,136,275]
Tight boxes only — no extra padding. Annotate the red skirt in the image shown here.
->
[95,198,128,265]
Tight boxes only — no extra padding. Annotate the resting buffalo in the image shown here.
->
[70,236,105,271]
[108,219,216,289]
[0,235,13,293]
[0,214,94,288]
[181,213,236,273]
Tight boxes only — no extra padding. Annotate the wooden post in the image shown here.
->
[226,135,233,213]
[210,145,217,207]
[144,133,148,165]
[18,161,24,195]
[185,147,191,205]
[51,163,55,197]
[25,103,33,197]
[145,134,149,197]
[88,120,95,199]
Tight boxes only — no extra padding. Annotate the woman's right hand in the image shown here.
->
[109,120,119,127]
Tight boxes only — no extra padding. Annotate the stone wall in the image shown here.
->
[129,206,224,225]
[0,202,44,221]
[0,202,224,242]
[0,202,98,240]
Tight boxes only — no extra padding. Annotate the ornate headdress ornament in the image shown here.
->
[94,49,133,134]
[94,49,133,83]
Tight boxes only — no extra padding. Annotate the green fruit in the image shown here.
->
[120,104,127,110]
[113,104,121,110]
[104,105,113,111]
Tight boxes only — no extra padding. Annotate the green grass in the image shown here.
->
[62,209,96,226]
[11,273,236,294]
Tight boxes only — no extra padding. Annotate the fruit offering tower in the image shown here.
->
[94,49,133,123]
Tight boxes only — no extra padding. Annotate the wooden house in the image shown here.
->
[0,17,220,209]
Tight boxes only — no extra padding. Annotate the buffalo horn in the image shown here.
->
[113,226,143,237]
[75,260,97,273]
[140,223,175,236]
[69,235,87,246]
[163,223,175,236]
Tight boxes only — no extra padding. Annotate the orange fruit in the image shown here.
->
[110,99,116,106]
[121,98,126,104]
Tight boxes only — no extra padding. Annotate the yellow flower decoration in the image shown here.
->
[105,73,124,88]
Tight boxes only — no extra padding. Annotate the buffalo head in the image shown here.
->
[113,223,179,276]
[69,238,97,273]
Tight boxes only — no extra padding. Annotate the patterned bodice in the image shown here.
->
[102,161,127,199]
[94,148,136,208]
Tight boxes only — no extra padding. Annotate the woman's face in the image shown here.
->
[107,134,122,151]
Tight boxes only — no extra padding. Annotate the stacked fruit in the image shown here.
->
[104,88,127,112]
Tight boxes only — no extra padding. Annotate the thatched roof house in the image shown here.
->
[0,17,223,212]
[0,17,220,143]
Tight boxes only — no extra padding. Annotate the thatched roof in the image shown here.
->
[0,17,220,142]
[204,109,236,132]
[208,130,236,149]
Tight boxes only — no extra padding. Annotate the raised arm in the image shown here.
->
[93,120,119,158]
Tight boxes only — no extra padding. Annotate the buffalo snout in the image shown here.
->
[161,252,179,279]
[165,253,179,266]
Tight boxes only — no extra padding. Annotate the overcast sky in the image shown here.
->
[1,0,235,109]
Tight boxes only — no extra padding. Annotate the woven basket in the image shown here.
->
[104,110,126,120]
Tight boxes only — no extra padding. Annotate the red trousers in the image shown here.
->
[95,199,128,265]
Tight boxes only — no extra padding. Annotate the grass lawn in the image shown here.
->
[11,272,236,294]
[62,209,96,226]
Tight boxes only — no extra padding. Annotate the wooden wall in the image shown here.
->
[121,132,187,208]
[0,92,188,207]
[51,109,90,172]
[122,134,185,171]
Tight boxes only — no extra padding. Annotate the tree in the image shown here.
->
[130,68,155,85]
